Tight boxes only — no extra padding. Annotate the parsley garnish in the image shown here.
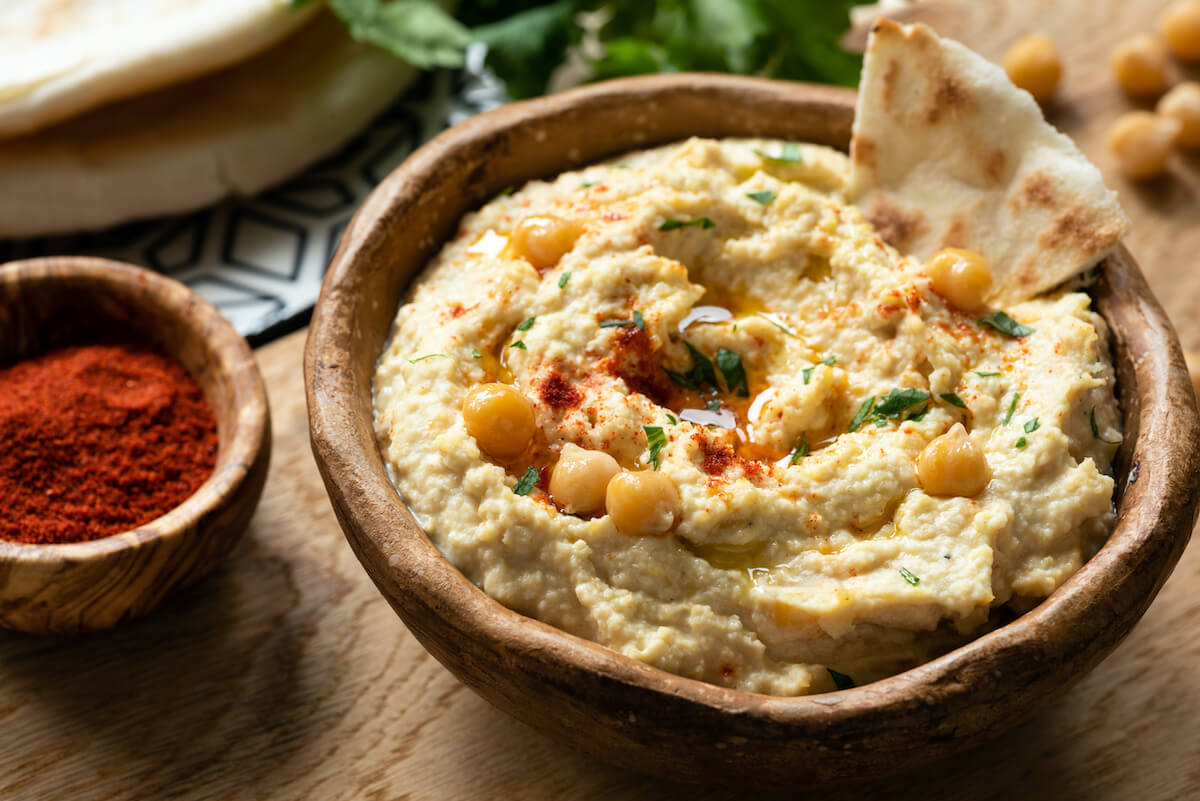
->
[471,348,482,359]
[644,425,667,470]
[634,309,645,330]
[510,340,527,350]
[705,398,722,412]
[978,311,1035,338]
[1090,407,1121,444]
[759,313,795,337]
[558,271,571,288]
[907,405,930,422]
[899,567,921,586]
[747,190,777,205]
[848,396,876,432]
[827,668,856,690]
[498,185,516,197]
[512,466,538,496]
[803,356,836,385]
[756,143,803,164]
[666,413,677,425]
[789,433,808,465]
[940,392,967,409]
[875,388,932,418]
[659,217,715,231]
[599,319,635,328]
[1014,436,1028,448]
[581,182,596,188]
[517,316,536,331]
[716,349,749,397]
[973,371,1001,377]
[1024,418,1040,434]
[663,341,719,392]
[1003,392,1020,426]
[408,353,447,363]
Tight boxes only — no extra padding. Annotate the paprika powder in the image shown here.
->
[0,342,218,545]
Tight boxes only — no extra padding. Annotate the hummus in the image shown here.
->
[373,138,1121,695]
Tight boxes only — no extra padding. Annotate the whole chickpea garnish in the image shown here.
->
[924,248,993,313]
[462,383,537,460]
[1003,35,1063,103]
[1107,111,1181,179]
[1157,82,1200,148]
[1162,0,1200,61]
[1111,34,1170,96]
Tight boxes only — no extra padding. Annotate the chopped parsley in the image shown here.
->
[705,398,722,412]
[789,434,808,465]
[755,142,803,164]
[512,466,538,496]
[558,271,571,288]
[907,405,930,422]
[1090,407,1121,444]
[471,348,482,359]
[581,181,596,188]
[973,370,1001,377]
[1024,418,1041,433]
[716,349,749,397]
[644,425,667,470]
[848,396,876,432]
[827,668,856,690]
[875,388,932,418]
[899,567,921,586]
[978,311,1035,338]
[510,340,527,350]
[663,341,719,392]
[759,313,795,337]
[634,309,645,330]
[408,353,447,363]
[497,185,516,197]
[666,413,677,425]
[517,316,536,331]
[746,190,777,205]
[600,310,644,330]
[1003,392,1020,426]
[1014,436,1028,448]
[940,392,967,409]
[802,356,836,385]
[658,217,715,231]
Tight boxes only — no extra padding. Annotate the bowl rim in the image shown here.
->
[0,255,269,563]
[305,73,1200,729]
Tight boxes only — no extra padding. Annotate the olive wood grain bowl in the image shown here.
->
[304,74,1200,787]
[0,257,271,634]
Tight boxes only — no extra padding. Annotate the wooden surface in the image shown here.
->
[2,0,1199,797]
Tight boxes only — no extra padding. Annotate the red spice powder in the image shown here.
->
[0,343,219,545]
[538,369,582,410]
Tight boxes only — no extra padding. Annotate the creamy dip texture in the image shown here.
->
[373,138,1121,695]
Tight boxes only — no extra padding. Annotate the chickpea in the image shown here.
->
[1107,111,1180,179]
[1162,0,1200,60]
[462,383,536,460]
[916,423,991,497]
[550,444,620,514]
[1157,82,1200,147]
[605,471,682,536]
[1003,34,1062,103]
[504,214,581,272]
[924,248,993,312]
[1111,34,1170,96]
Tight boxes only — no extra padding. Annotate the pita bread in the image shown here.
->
[0,13,416,238]
[0,0,319,139]
[848,20,1128,305]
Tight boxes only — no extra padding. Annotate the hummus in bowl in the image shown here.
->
[373,136,1121,695]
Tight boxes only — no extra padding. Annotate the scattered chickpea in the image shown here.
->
[1162,0,1200,60]
[550,444,620,515]
[462,383,536,460]
[1003,34,1063,103]
[924,248,993,313]
[1111,34,1170,96]
[606,471,682,536]
[504,214,582,272]
[1107,111,1181,179]
[1157,82,1200,147]
[916,423,991,498]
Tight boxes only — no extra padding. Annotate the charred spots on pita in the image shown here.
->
[1038,208,1108,254]
[984,149,1008,184]
[882,59,901,110]
[926,75,972,123]
[867,199,926,252]
[853,137,878,170]
[1016,170,1058,211]
[940,216,969,249]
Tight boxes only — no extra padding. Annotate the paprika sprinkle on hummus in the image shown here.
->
[0,342,218,545]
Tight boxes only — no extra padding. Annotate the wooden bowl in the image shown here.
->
[304,74,1200,786]
[0,257,271,633]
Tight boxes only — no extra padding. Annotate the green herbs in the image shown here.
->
[666,413,678,425]
[644,425,668,470]
[471,348,483,359]
[1024,418,1041,434]
[940,392,967,409]
[907,405,930,422]
[512,465,539,496]
[756,142,803,164]
[848,397,876,433]
[789,434,808,465]
[297,0,472,69]
[898,567,921,586]
[716,349,749,397]
[874,388,931,418]
[802,356,836,385]
[1003,392,1020,426]
[663,341,720,392]
[1014,436,1027,448]
[759,313,795,337]
[1014,415,1038,448]
[973,370,1001,378]
[1090,407,1121,444]
[600,310,645,329]
[408,353,447,363]
[746,190,777,205]
[978,311,1035,338]
[705,398,723,412]
[517,316,536,331]
[659,217,715,231]
[510,340,527,350]
[558,271,571,289]
[827,668,856,690]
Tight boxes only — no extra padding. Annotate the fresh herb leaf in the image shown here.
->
[325,0,470,69]
[940,392,967,409]
[978,311,1035,338]
[827,668,856,690]
[517,316,536,331]
[790,433,808,465]
[644,425,668,470]
[510,340,527,350]
[705,398,723,412]
[467,1,574,99]
[558,271,571,289]
[599,309,644,330]
[634,309,645,330]
[581,182,596,189]
[1024,418,1041,434]
[848,396,876,432]
[802,356,836,385]
[663,341,719,392]
[408,353,447,364]
[875,388,932,418]
[1014,436,1028,448]
[666,413,677,425]
[759,313,795,337]
[907,405,930,422]
[512,465,539,496]
[1090,407,1121,444]
[747,190,777,205]
[899,567,921,586]
[1003,392,1020,425]
[659,217,715,231]
[716,349,749,397]
[974,371,1001,377]
[471,348,483,359]
[756,142,803,164]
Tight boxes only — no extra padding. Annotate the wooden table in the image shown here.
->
[3,1,1198,798]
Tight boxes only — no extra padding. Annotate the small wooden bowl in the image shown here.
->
[304,75,1200,786]
[0,257,271,633]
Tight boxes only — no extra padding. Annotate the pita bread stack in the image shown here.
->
[0,1,418,237]
[849,20,1129,304]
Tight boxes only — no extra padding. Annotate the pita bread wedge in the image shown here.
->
[0,0,319,139]
[848,20,1128,305]
[0,13,416,237]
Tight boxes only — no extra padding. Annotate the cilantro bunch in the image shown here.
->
[298,0,866,99]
